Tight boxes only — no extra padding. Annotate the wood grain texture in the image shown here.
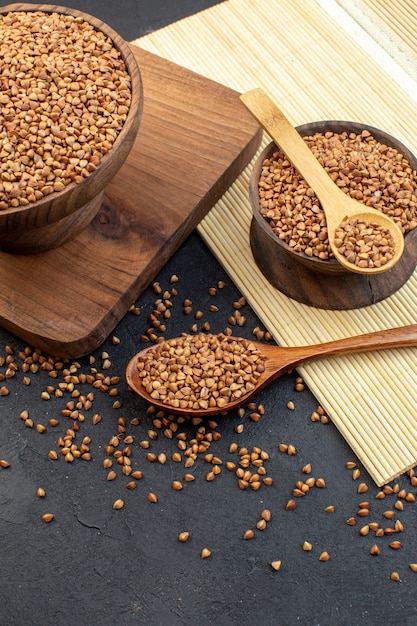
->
[0,45,262,357]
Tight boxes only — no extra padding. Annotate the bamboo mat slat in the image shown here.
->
[135,0,417,486]
[339,0,417,67]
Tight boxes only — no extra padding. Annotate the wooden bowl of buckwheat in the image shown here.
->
[0,4,142,253]
[249,121,417,309]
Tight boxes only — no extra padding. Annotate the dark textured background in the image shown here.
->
[1,0,223,40]
[0,2,416,625]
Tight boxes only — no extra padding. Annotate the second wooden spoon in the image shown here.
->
[126,324,417,417]
[240,88,404,274]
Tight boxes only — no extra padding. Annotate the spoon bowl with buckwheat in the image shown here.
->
[126,326,417,417]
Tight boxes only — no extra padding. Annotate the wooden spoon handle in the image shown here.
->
[240,88,341,205]
[282,323,417,368]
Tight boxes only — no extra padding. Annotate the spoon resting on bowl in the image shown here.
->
[126,325,417,417]
[240,88,404,274]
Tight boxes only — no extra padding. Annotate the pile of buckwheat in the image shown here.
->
[136,332,267,411]
[0,10,132,210]
[334,217,396,269]
[258,130,417,260]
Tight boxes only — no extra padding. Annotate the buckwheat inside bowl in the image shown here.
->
[0,3,142,253]
[249,120,417,309]
[250,121,417,273]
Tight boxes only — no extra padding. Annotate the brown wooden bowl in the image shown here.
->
[0,3,143,253]
[249,121,417,309]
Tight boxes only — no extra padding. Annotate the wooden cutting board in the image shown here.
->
[0,45,262,358]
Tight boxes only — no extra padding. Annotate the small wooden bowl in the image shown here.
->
[249,121,417,309]
[0,4,143,253]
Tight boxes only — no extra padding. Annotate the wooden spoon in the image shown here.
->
[126,324,417,416]
[240,88,404,274]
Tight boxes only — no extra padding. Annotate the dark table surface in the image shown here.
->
[1,2,417,625]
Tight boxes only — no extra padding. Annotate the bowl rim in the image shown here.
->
[0,3,143,217]
[250,120,417,270]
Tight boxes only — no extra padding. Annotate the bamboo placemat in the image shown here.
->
[135,0,417,486]
[338,0,417,64]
